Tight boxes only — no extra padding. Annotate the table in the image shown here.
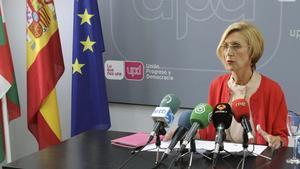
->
[2,130,298,169]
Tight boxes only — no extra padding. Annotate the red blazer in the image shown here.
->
[198,73,289,146]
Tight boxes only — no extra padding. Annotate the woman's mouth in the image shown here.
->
[226,60,234,64]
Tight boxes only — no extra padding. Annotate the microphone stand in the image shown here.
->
[118,126,166,169]
[173,139,197,169]
[235,130,272,169]
[154,126,166,164]
[212,142,223,168]
[187,139,196,169]
[242,130,248,169]
[236,129,248,169]
[172,138,212,169]
[212,130,226,168]
[155,131,162,164]
[167,138,191,169]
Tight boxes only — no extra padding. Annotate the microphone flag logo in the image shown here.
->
[165,111,174,124]
[216,104,226,110]
[195,104,206,114]
[162,94,172,104]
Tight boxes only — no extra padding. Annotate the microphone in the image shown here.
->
[231,99,254,140]
[212,103,233,157]
[148,94,181,143]
[180,103,213,152]
[161,111,192,160]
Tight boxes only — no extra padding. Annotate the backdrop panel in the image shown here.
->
[100,0,300,109]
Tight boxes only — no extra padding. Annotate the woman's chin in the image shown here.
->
[224,66,234,72]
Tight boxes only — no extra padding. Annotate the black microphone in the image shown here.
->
[161,111,192,160]
[212,103,233,165]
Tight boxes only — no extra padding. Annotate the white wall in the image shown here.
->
[1,0,188,161]
[109,103,187,133]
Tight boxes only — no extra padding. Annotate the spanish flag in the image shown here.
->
[26,0,64,150]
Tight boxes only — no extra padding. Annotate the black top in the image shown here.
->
[2,130,296,169]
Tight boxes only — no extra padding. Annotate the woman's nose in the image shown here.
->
[225,47,234,57]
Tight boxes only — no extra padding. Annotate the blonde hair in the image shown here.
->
[216,21,264,69]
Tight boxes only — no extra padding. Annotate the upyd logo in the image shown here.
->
[125,61,144,80]
[104,60,144,81]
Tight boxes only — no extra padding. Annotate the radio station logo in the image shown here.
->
[216,104,226,110]
[195,104,206,114]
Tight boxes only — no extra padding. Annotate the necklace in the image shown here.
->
[232,70,254,85]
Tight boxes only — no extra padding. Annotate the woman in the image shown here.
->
[198,21,288,149]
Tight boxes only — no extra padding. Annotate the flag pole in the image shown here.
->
[1,95,12,163]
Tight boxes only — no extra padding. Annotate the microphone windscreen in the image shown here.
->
[212,103,232,129]
[231,99,250,122]
[190,103,213,129]
[178,111,192,129]
[159,94,181,114]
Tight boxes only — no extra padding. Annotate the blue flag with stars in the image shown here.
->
[71,0,111,136]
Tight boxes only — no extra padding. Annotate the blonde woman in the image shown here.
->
[198,21,288,149]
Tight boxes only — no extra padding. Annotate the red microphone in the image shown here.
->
[231,99,254,140]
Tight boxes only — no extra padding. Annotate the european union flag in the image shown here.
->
[71,0,111,136]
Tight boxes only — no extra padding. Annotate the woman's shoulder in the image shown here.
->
[260,74,282,89]
[259,74,285,95]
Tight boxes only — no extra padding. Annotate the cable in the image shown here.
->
[167,151,181,169]
[117,144,148,169]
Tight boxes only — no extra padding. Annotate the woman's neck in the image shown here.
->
[232,69,253,85]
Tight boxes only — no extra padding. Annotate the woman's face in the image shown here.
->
[220,31,252,73]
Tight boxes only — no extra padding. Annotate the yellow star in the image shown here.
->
[78,8,94,25]
[72,58,85,74]
[80,36,96,52]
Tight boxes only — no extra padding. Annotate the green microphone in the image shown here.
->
[180,103,213,151]
[190,103,213,128]
[159,94,181,114]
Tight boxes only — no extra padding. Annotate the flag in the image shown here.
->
[71,0,111,136]
[26,0,64,149]
[0,2,21,162]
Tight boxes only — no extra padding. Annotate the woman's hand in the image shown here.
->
[257,124,282,149]
[163,128,176,141]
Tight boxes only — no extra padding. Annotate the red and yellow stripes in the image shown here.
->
[26,0,64,150]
